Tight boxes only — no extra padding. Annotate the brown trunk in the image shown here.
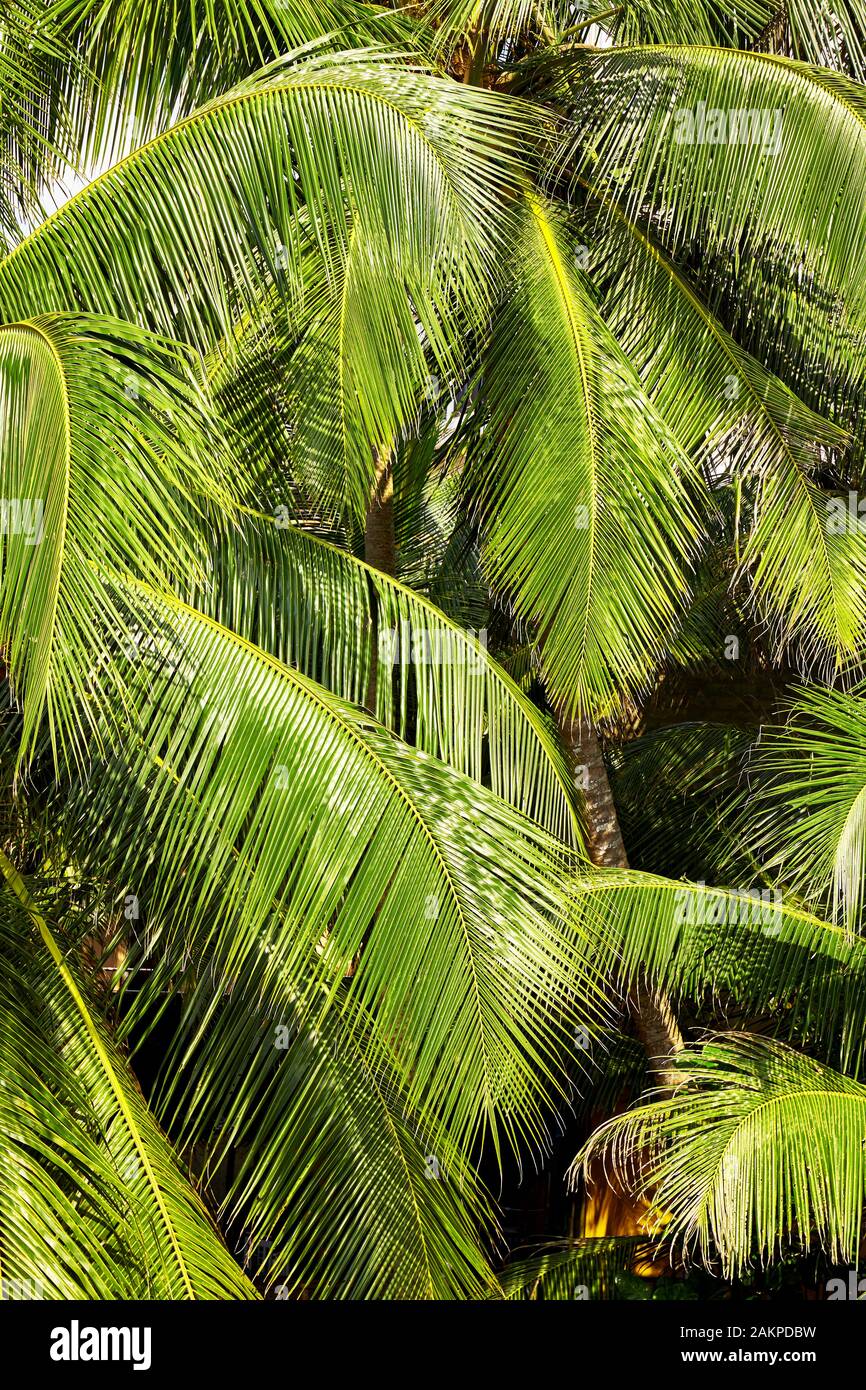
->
[560,714,684,1084]
[561,715,684,1263]
[364,449,395,711]
[364,449,395,576]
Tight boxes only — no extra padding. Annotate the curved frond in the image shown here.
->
[50,0,421,160]
[575,1034,866,1275]
[465,195,702,719]
[577,868,866,1069]
[0,49,529,355]
[200,515,580,841]
[556,45,866,322]
[0,313,232,765]
[65,581,606,1159]
[742,686,866,930]
[0,852,256,1298]
[586,195,862,672]
[177,994,499,1299]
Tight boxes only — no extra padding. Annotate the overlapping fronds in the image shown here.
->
[0,313,233,765]
[556,46,866,323]
[174,993,499,1300]
[0,1,75,242]
[48,0,420,162]
[610,722,755,881]
[198,516,579,841]
[465,195,703,719]
[575,1035,866,1275]
[0,854,256,1298]
[60,581,606,1160]
[585,198,863,672]
[0,49,529,356]
[215,221,481,526]
[609,0,866,74]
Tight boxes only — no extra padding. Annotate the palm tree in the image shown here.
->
[1,0,866,1300]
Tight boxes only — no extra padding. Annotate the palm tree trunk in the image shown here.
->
[559,715,684,1086]
[560,716,683,1262]
[364,448,395,575]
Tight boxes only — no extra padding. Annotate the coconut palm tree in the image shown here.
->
[1,0,866,1300]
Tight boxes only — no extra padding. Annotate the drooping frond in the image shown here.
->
[0,1,75,242]
[61,580,606,1159]
[555,45,866,323]
[739,686,866,931]
[576,868,866,1070]
[198,515,580,841]
[575,1035,866,1275]
[584,195,862,673]
[0,852,256,1299]
[49,0,421,162]
[0,49,530,356]
[610,722,755,882]
[173,993,499,1300]
[0,313,233,765]
[465,194,703,719]
[215,220,482,526]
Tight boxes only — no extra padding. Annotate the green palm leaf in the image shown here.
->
[586,196,861,671]
[0,851,256,1298]
[575,1034,866,1275]
[175,993,499,1300]
[576,868,866,1069]
[0,313,232,764]
[49,0,420,160]
[557,45,866,320]
[200,515,580,841]
[0,49,528,356]
[740,686,866,930]
[465,195,702,719]
[64,580,606,1159]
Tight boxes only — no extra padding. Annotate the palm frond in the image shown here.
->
[740,686,866,930]
[577,868,866,1069]
[61,580,606,1159]
[555,45,866,324]
[575,1034,866,1275]
[584,195,862,673]
[500,1235,655,1299]
[0,49,529,357]
[199,515,580,841]
[0,313,232,765]
[465,195,703,719]
[0,852,256,1298]
[175,993,499,1300]
[49,0,421,162]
